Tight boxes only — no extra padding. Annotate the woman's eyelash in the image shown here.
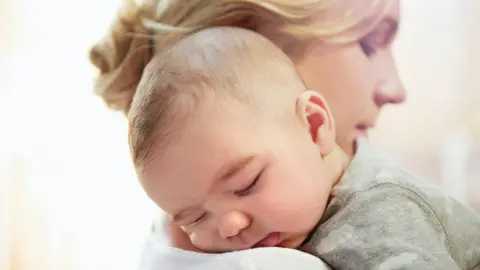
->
[359,21,397,57]
[234,174,261,197]
[359,39,376,57]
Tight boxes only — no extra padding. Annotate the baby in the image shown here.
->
[128,27,480,269]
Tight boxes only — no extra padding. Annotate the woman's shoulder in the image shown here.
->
[142,217,331,270]
[140,236,331,270]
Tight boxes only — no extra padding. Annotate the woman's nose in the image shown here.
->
[373,50,407,107]
[374,78,407,106]
[217,211,251,240]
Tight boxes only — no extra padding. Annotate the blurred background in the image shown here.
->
[0,0,479,269]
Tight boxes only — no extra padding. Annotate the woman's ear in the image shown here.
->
[296,91,336,155]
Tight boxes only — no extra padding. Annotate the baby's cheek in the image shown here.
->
[188,230,220,252]
[255,192,323,229]
[189,232,206,249]
[254,195,301,222]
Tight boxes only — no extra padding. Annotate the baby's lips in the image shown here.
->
[254,232,281,247]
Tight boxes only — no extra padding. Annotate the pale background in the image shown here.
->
[0,0,479,269]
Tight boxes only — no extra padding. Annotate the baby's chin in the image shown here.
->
[279,234,309,249]
[192,232,311,253]
[251,232,309,250]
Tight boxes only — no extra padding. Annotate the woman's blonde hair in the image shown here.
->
[89,0,392,114]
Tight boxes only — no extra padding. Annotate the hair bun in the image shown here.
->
[89,0,152,114]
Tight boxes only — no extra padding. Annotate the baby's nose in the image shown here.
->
[217,211,251,240]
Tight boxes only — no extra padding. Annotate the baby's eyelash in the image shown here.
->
[191,213,207,225]
[234,173,261,197]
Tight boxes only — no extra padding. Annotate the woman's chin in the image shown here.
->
[355,128,369,138]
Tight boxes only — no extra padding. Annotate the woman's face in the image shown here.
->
[265,1,406,156]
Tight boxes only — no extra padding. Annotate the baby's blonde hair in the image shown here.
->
[90,0,392,114]
[128,26,306,166]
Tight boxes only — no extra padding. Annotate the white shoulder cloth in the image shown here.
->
[139,235,331,270]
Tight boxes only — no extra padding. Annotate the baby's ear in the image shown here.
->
[296,91,336,155]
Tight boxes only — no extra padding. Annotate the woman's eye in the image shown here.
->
[359,20,397,58]
[234,174,261,197]
[359,39,376,57]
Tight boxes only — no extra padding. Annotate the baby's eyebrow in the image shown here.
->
[217,155,256,182]
[172,208,195,223]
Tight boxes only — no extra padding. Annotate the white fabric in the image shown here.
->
[139,235,331,270]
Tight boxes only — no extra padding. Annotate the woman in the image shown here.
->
[89,0,406,267]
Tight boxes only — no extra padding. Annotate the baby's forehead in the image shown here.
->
[141,112,262,201]
[129,27,305,169]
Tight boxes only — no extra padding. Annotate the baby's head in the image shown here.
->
[129,27,343,252]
